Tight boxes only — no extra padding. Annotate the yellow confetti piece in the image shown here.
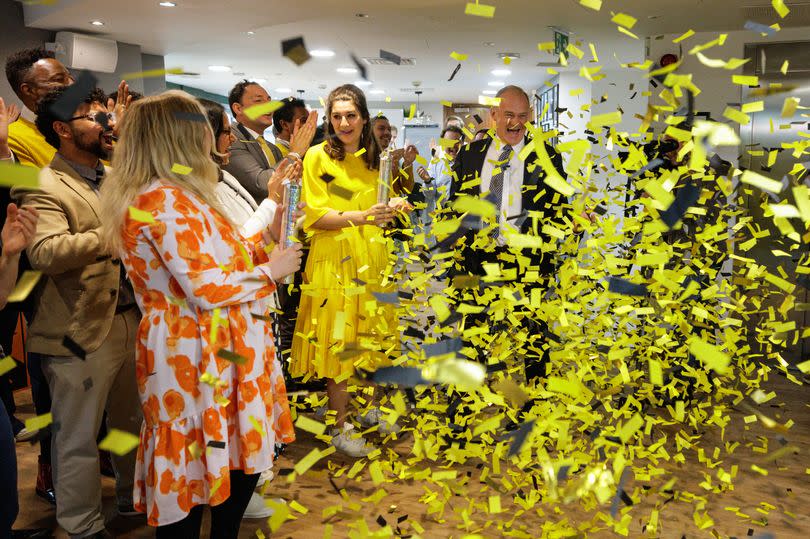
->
[98,428,140,456]
[723,107,750,125]
[353,148,366,157]
[488,495,502,513]
[542,173,575,197]
[781,96,799,118]
[673,29,695,43]
[210,307,222,342]
[611,12,637,29]
[408,103,416,120]
[465,2,495,17]
[266,499,291,532]
[369,460,384,485]
[0,162,39,188]
[751,464,769,476]
[772,0,790,18]
[617,26,639,39]
[128,206,155,224]
[452,194,496,217]
[0,356,17,377]
[295,415,327,436]
[796,359,810,374]
[781,59,789,75]
[294,447,326,476]
[742,100,764,113]
[450,51,468,61]
[688,337,730,374]
[732,75,759,86]
[618,413,644,442]
[331,310,346,340]
[538,42,555,51]
[25,412,52,432]
[579,0,601,10]
[249,415,265,437]
[171,163,192,175]
[6,270,41,303]
[288,500,308,514]
[648,359,663,386]
[478,95,501,106]
[244,100,284,120]
[121,67,183,79]
[440,100,453,107]
[587,111,622,130]
[740,170,783,194]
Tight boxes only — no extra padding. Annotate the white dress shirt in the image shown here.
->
[480,138,525,237]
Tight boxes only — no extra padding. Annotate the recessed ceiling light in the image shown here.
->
[482,90,497,95]
[369,89,385,95]
[246,31,255,35]
[356,13,369,18]
[491,69,511,77]
[275,87,292,94]
[310,49,336,58]
[159,1,176,6]
[90,20,104,26]
[336,67,358,74]
[354,80,372,86]
[487,81,504,87]
[208,65,231,72]
[483,41,496,47]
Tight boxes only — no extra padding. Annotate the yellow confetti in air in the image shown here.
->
[611,12,637,29]
[723,107,751,125]
[6,270,42,303]
[479,95,501,106]
[408,104,416,120]
[440,100,453,107]
[579,0,601,10]
[244,101,284,120]
[98,428,140,456]
[488,495,502,513]
[450,51,468,61]
[772,0,790,18]
[673,29,695,43]
[171,163,192,175]
[121,67,183,79]
[0,162,39,188]
[452,195,496,218]
[587,111,622,130]
[781,96,799,118]
[688,337,730,374]
[128,206,155,223]
[742,101,764,113]
[538,42,555,51]
[732,75,759,86]
[542,173,576,197]
[781,60,790,74]
[25,413,52,432]
[354,148,367,157]
[740,170,784,194]
[295,415,327,436]
[0,356,17,377]
[465,2,495,17]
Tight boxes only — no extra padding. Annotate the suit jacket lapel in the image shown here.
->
[49,154,101,221]
[237,123,270,168]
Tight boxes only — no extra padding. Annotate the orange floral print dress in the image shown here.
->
[119,181,294,527]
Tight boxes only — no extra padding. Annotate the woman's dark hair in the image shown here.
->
[324,84,380,170]
[198,98,228,165]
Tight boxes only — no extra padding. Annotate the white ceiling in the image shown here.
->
[20,0,804,102]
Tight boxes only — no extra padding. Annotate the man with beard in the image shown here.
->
[12,87,142,539]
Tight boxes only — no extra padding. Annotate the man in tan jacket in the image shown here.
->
[12,86,141,539]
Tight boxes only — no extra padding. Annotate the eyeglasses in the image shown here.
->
[68,111,116,126]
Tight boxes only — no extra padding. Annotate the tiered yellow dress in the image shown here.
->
[290,142,398,379]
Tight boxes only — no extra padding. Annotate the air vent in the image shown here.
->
[741,3,810,26]
[399,87,434,92]
[537,61,560,67]
[363,57,416,65]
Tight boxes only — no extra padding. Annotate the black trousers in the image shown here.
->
[155,470,260,539]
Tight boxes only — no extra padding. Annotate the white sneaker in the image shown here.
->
[258,468,275,487]
[359,408,401,435]
[331,423,376,458]
[243,493,285,519]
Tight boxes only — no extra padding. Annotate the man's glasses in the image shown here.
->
[68,111,116,126]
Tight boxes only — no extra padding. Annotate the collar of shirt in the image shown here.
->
[241,124,267,142]
[20,106,36,123]
[58,152,104,190]
[275,137,291,149]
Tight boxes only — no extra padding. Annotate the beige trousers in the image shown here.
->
[42,309,142,538]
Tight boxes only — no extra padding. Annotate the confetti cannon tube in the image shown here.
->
[280,180,301,284]
[377,148,393,206]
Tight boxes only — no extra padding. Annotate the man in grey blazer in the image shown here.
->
[224,80,317,204]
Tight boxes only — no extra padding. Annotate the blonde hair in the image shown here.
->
[100,90,229,254]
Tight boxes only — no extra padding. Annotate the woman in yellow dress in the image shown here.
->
[290,84,407,457]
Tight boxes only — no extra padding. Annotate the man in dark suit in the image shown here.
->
[448,85,568,384]
[224,80,316,204]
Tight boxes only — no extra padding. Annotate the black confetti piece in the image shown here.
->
[82,377,93,391]
[371,366,430,387]
[372,292,400,304]
[48,71,97,121]
[207,440,226,449]
[250,312,273,322]
[608,277,648,297]
[173,111,207,123]
[216,348,248,365]
[507,420,535,457]
[423,338,462,358]
[320,172,335,184]
[379,49,402,65]
[376,515,387,527]
[350,52,368,81]
[281,36,311,66]
[448,63,461,82]
[330,184,354,200]
[659,182,701,229]
[62,335,87,360]
[473,114,483,124]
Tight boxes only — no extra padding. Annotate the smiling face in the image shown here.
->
[372,118,392,150]
[330,99,366,153]
[216,112,237,165]
[21,58,74,110]
[233,83,273,129]
[491,87,530,147]
[59,101,115,160]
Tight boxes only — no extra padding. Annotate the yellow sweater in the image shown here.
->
[8,117,55,168]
